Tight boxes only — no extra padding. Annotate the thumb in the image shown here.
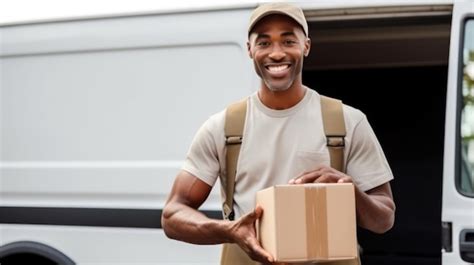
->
[254,205,263,218]
[247,205,263,221]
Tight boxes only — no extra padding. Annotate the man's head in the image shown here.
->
[247,3,310,92]
[248,3,308,38]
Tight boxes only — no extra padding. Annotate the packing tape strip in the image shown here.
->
[305,185,328,259]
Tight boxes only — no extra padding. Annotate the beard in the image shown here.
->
[253,59,303,92]
[264,78,294,92]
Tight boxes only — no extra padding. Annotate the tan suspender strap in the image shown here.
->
[320,96,359,265]
[223,98,247,220]
[320,95,346,172]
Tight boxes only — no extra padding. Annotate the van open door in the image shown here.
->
[442,1,474,264]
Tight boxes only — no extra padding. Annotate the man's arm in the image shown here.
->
[353,182,395,234]
[161,170,225,244]
[162,170,274,263]
[289,165,395,234]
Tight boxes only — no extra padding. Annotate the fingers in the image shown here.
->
[296,171,319,184]
[245,237,274,263]
[288,169,321,184]
[238,207,274,263]
[312,173,332,183]
[338,176,353,183]
[290,167,326,184]
[288,165,352,184]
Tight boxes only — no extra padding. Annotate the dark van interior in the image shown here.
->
[303,6,451,265]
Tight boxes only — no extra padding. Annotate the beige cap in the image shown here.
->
[248,2,308,37]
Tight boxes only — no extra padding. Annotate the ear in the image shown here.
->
[247,41,253,59]
[304,37,311,57]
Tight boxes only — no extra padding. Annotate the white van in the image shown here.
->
[0,1,473,264]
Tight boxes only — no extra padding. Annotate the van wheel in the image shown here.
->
[0,253,57,264]
[0,241,75,265]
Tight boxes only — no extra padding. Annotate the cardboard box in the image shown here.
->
[256,183,357,263]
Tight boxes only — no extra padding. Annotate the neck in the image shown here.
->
[258,82,306,110]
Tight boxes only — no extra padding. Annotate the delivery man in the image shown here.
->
[162,3,395,264]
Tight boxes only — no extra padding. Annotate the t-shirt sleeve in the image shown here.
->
[182,116,222,186]
[346,115,394,192]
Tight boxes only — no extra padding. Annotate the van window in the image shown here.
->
[459,19,474,196]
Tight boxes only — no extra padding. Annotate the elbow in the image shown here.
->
[373,215,394,234]
[372,208,396,234]
[161,207,177,240]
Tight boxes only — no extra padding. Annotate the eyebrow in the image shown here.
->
[281,31,297,37]
[256,33,270,39]
[255,31,297,40]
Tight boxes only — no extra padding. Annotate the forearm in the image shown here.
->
[162,202,232,244]
[355,187,395,234]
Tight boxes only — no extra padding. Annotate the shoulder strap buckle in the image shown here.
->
[223,203,235,221]
[321,95,347,172]
[225,136,243,145]
[326,135,345,147]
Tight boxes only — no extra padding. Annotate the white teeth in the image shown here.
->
[267,65,289,73]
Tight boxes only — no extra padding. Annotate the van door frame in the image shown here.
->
[442,1,474,265]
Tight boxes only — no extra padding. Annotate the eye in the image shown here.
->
[257,41,270,47]
[284,39,297,45]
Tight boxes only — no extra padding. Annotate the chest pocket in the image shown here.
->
[295,150,330,177]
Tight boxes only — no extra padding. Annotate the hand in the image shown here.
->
[288,165,353,184]
[228,206,274,264]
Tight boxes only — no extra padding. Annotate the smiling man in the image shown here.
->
[162,3,395,265]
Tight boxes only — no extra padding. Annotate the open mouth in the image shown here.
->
[266,64,290,73]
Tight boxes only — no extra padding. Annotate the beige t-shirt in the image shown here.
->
[183,88,393,218]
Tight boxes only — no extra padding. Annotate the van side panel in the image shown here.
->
[0,8,255,264]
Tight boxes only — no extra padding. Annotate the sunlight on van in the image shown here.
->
[460,19,474,195]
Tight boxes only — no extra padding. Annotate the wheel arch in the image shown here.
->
[0,241,75,265]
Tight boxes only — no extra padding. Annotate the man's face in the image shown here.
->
[247,14,310,92]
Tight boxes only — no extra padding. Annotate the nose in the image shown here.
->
[268,44,285,61]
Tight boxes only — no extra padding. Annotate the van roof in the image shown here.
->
[0,0,453,27]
